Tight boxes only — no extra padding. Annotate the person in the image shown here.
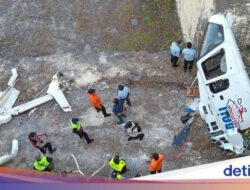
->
[29,132,56,155]
[117,85,131,106]
[170,40,182,67]
[113,98,125,124]
[33,153,54,172]
[238,128,250,139]
[69,118,94,144]
[87,88,111,117]
[182,42,197,72]
[109,155,127,174]
[147,153,164,174]
[110,170,124,180]
[124,121,144,141]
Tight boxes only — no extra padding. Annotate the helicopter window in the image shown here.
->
[200,23,224,58]
[208,79,229,94]
[202,49,226,80]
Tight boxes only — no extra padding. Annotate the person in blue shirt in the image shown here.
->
[182,42,197,72]
[113,98,125,124]
[170,40,182,67]
[117,85,131,106]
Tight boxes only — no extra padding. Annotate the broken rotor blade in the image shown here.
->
[47,73,72,112]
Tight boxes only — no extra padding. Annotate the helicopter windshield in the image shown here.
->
[200,23,224,58]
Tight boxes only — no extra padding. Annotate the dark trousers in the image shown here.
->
[183,59,194,72]
[38,142,53,154]
[150,169,162,174]
[171,54,179,67]
[95,104,109,117]
[128,133,144,141]
[116,114,125,124]
[73,128,92,143]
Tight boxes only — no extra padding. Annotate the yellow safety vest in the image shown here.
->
[244,130,250,139]
[69,120,81,131]
[33,157,50,171]
[109,158,126,172]
[117,173,122,180]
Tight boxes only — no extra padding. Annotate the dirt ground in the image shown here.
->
[0,50,228,178]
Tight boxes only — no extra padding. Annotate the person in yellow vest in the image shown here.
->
[109,155,127,174]
[70,117,94,144]
[33,153,54,172]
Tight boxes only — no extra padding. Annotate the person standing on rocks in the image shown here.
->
[87,88,111,117]
[182,42,197,72]
[170,40,182,67]
[69,117,94,144]
[117,85,131,106]
[28,132,56,155]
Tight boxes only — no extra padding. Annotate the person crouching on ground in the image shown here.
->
[29,132,56,155]
[33,153,54,172]
[124,121,144,141]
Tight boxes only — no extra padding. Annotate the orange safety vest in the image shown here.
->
[148,154,164,172]
[88,93,102,109]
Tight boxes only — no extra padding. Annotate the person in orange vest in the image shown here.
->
[147,153,164,174]
[87,88,111,117]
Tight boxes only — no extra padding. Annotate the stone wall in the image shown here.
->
[175,0,250,53]
[175,0,215,44]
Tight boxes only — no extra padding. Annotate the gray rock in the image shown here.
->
[131,18,138,27]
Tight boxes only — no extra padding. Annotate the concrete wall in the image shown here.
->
[175,0,250,53]
[175,0,215,44]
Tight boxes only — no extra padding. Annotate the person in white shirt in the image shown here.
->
[124,121,144,141]
[170,40,182,67]
[117,85,131,106]
[182,42,197,72]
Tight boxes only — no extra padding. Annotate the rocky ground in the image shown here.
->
[0,0,230,179]
[0,49,228,178]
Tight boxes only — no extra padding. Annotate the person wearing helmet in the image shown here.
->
[33,153,54,172]
[69,117,94,144]
[109,155,127,174]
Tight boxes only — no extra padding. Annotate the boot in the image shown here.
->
[88,139,94,144]
[50,148,57,154]
[104,113,111,117]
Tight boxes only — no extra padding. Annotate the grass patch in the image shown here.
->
[101,0,182,52]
